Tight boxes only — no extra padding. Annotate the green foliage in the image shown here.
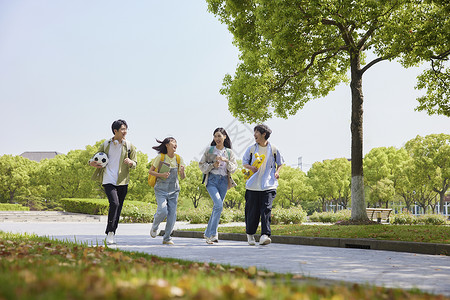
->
[418,214,449,226]
[277,166,311,208]
[60,198,157,223]
[121,202,157,223]
[309,210,352,223]
[224,161,246,209]
[390,213,418,225]
[0,154,38,202]
[391,213,449,225]
[177,206,211,224]
[216,223,450,244]
[271,207,307,225]
[307,158,351,211]
[0,203,29,211]
[180,161,209,208]
[15,196,64,211]
[60,198,110,215]
[127,151,153,202]
[207,0,448,221]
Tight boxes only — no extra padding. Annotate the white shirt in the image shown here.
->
[102,140,123,185]
[210,146,228,176]
[246,145,267,191]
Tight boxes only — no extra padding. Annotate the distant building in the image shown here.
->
[20,151,63,162]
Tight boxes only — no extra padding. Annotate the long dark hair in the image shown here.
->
[210,128,232,149]
[152,137,175,154]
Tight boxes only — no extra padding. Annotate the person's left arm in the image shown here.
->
[179,157,186,180]
[124,143,137,168]
[274,149,284,179]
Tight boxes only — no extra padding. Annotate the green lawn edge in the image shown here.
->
[183,224,450,245]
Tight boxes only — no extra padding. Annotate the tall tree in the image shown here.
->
[206,0,445,221]
[277,166,311,208]
[404,134,450,214]
[364,147,409,208]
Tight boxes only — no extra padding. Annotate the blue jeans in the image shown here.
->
[204,173,228,238]
[152,168,179,242]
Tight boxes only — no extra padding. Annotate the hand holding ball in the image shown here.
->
[92,152,109,168]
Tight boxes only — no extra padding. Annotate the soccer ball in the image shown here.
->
[93,152,109,168]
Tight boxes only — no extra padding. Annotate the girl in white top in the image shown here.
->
[199,128,238,244]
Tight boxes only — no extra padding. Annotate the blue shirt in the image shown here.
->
[242,142,284,191]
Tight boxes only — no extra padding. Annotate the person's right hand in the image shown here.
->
[249,166,258,173]
[160,172,170,179]
[90,161,103,169]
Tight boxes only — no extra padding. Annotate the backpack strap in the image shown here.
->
[157,153,165,172]
[249,144,256,164]
[125,140,131,158]
[103,139,110,154]
[176,154,181,171]
[271,144,277,168]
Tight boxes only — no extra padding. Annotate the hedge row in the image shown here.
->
[59,198,307,224]
[391,213,449,225]
[309,210,449,225]
[0,204,30,211]
[309,210,352,223]
[59,198,157,223]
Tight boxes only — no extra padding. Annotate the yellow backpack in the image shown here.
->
[148,153,181,187]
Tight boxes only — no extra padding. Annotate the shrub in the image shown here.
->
[60,198,157,223]
[121,202,157,223]
[0,203,30,211]
[417,214,448,225]
[391,213,418,225]
[60,198,109,215]
[271,207,307,225]
[309,210,351,223]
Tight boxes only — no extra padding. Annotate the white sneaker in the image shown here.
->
[106,232,115,245]
[205,237,214,245]
[247,234,256,246]
[210,235,219,243]
[259,234,271,245]
[150,228,158,238]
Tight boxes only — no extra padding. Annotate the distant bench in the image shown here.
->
[366,208,393,223]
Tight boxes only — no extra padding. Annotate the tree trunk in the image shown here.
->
[350,51,369,221]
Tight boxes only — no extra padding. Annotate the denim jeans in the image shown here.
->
[204,173,228,238]
[152,168,179,242]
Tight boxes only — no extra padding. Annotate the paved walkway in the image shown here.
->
[1,221,450,297]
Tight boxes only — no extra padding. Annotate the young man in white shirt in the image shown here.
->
[242,124,284,246]
[89,119,137,245]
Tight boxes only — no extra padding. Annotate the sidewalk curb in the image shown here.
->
[168,230,450,256]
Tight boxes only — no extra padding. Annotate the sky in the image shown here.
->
[1,1,449,171]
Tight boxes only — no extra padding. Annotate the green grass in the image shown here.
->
[1,232,447,300]
[189,224,450,244]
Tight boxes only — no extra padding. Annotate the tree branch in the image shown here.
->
[360,56,390,75]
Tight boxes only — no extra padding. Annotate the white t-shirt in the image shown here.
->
[102,140,123,185]
[246,145,267,191]
[210,146,228,176]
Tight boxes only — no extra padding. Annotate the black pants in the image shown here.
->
[245,189,276,236]
[103,184,128,234]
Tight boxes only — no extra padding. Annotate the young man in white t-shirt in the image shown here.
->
[89,119,137,245]
[242,124,284,246]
